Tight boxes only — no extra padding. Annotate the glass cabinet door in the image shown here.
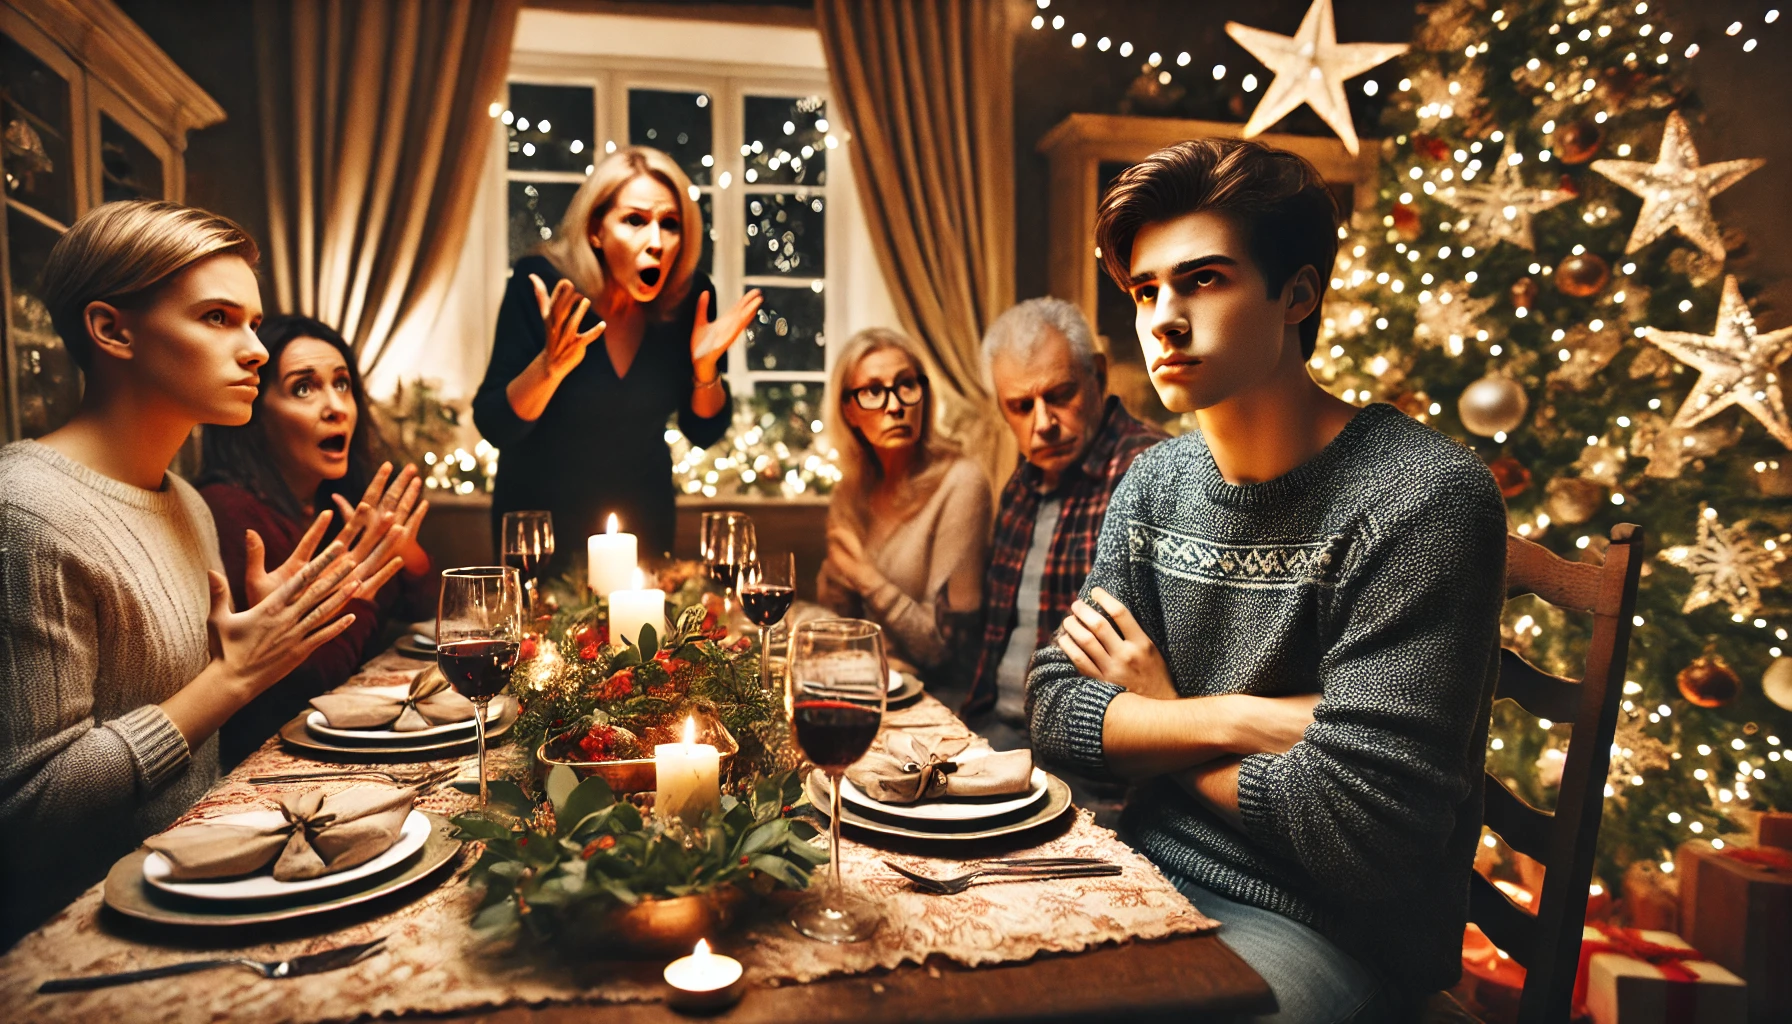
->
[2,28,81,438]
[99,113,164,202]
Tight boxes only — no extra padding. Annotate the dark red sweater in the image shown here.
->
[201,482,438,766]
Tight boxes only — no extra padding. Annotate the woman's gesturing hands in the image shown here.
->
[1056,587,1178,700]
[207,540,381,697]
[330,462,430,585]
[690,288,764,379]
[532,273,606,378]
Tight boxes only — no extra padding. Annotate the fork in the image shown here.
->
[884,859,1122,895]
[39,937,387,993]
[246,765,459,788]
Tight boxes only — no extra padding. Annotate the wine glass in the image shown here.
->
[737,552,797,693]
[500,511,554,625]
[787,618,887,943]
[699,511,757,614]
[437,566,523,807]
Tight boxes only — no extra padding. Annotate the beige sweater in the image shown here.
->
[818,456,991,675]
[0,440,220,939]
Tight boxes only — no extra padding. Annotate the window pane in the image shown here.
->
[742,95,826,186]
[507,83,594,173]
[745,285,825,373]
[508,180,581,266]
[753,381,826,438]
[628,89,712,185]
[696,191,713,276]
[100,115,163,202]
[744,192,824,277]
[1,32,76,223]
[7,206,79,436]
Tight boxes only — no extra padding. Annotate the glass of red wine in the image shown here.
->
[787,618,887,943]
[738,552,796,693]
[699,511,756,616]
[437,566,523,807]
[500,510,554,625]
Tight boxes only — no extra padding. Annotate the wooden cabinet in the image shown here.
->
[0,0,222,440]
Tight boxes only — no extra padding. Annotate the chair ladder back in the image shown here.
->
[1473,526,1644,1024]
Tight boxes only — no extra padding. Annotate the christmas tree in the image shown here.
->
[1311,0,1790,891]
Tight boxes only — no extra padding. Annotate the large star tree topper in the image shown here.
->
[1226,0,1409,156]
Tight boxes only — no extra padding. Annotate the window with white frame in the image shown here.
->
[499,63,839,439]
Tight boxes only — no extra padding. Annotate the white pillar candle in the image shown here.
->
[663,939,743,1009]
[607,569,665,650]
[654,716,720,827]
[587,514,637,597]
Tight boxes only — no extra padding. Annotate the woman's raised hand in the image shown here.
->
[330,462,429,592]
[206,542,366,695]
[532,273,606,377]
[690,288,764,378]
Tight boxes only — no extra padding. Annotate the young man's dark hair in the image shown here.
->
[1094,139,1339,359]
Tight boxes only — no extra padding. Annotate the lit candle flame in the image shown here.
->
[693,938,710,957]
[683,715,696,745]
[606,513,619,535]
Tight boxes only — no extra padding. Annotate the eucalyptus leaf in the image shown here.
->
[556,775,616,837]
[484,779,535,818]
[749,854,810,888]
[637,622,659,653]
[612,645,641,669]
[545,764,581,814]
[472,899,521,933]
[451,815,516,841]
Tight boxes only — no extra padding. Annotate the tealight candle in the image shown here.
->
[663,938,743,1010]
[654,716,720,827]
[587,514,637,597]
[607,568,666,650]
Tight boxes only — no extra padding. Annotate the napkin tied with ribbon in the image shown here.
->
[144,787,417,881]
[844,733,1033,804]
[309,669,475,731]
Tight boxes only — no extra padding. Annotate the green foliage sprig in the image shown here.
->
[452,768,825,942]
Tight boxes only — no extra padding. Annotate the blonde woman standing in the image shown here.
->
[473,147,762,566]
[819,328,991,683]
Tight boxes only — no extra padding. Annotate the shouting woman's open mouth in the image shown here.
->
[319,433,349,457]
[638,266,662,288]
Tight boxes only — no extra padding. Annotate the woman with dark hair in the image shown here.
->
[199,314,434,766]
[473,146,762,568]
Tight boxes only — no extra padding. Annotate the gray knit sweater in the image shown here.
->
[1026,403,1507,992]
[0,441,220,941]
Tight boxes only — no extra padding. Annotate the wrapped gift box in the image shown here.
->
[1676,839,1792,1024]
[1577,925,1745,1024]
[1756,811,1792,851]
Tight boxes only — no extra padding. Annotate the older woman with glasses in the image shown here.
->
[818,328,991,684]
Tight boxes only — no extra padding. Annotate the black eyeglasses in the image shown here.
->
[846,374,927,411]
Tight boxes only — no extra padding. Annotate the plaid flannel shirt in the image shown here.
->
[965,397,1166,716]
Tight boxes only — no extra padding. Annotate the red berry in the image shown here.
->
[579,643,599,662]
[740,855,750,865]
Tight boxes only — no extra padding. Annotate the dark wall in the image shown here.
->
[1009,0,1792,319]
[116,0,270,261]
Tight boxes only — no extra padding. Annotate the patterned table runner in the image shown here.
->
[0,650,1216,1023]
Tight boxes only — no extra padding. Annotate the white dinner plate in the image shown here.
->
[142,809,431,901]
[839,764,1049,823]
[888,668,902,693]
[305,685,500,741]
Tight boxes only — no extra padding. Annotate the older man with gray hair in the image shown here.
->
[964,297,1164,756]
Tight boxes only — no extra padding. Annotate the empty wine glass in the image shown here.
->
[500,510,554,624]
[699,511,757,615]
[787,618,887,943]
[437,567,522,807]
[738,552,797,693]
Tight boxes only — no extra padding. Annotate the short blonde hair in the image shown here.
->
[540,146,703,320]
[39,200,259,371]
[826,327,960,513]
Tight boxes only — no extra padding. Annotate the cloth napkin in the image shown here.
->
[308,668,475,731]
[845,733,1034,804]
[144,786,417,881]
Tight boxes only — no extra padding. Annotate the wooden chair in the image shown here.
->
[1467,524,1645,1022]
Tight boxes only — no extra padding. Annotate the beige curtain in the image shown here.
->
[254,0,520,373]
[816,0,1017,483]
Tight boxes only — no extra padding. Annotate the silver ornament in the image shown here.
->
[1458,374,1529,437]
[1764,656,1792,713]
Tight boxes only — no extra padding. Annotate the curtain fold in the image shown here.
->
[254,0,520,374]
[816,0,1017,484]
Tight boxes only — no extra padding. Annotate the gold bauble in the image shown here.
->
[1763,657,1792,713]
[1544,477,1605,526]
[1677,654,1741,709]
[1555,253,1611,298]
[1457,374,1529,437]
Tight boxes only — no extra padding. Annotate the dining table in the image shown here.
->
[0,643,1273,1023]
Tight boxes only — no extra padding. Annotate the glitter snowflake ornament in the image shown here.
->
[1644,275,1792,449]
[1225,0,1408,156]
[1413,282,1495,354]
[1590,111,1764,265]
[1436,140,1575,252]
[1658,504,1784,617]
